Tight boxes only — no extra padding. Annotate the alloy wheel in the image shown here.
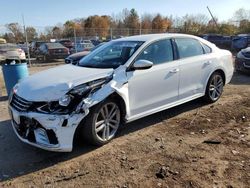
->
[209,75,223,101]
[94,102,120,142]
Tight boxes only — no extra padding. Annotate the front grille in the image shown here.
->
[11,94,32,112]
[245,63,250,66]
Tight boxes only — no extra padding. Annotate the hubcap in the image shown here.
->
[209,75,223,101]
[94,102,120,142]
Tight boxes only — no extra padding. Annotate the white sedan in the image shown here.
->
[9,34,234,152]
[0,43,26,63]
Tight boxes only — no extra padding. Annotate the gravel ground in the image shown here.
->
[0,63,249,187]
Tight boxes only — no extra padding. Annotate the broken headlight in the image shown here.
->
[59,95,72,107]
[36,75,113,114]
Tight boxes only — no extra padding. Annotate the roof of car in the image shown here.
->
[0,43,18,49]
[115,33,201,42]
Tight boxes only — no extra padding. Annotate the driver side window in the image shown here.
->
[136,39,173,65]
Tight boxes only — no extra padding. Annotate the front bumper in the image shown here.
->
[235,58,250,73]
[9,106,86,152]
[65,58,79,65]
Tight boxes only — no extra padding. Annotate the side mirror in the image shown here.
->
[132,59,153,70]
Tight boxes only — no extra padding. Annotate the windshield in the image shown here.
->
[79,41,144,69]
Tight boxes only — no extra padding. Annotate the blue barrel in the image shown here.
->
[2,63,29,96]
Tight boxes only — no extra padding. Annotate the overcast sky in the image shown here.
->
[0,0,249,27]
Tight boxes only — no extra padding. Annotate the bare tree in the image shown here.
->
[5,23,24,42]
[26,27,38,40]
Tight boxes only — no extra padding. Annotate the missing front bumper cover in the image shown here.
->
[14,116,59,145]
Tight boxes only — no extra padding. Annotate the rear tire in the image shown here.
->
[204,72,224,103]
[81,99,121,146]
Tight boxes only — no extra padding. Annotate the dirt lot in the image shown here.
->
[0,63,249,188]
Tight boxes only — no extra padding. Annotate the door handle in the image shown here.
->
[169,68,179,73]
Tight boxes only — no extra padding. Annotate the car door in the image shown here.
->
[127,39,179,117]
[174,38,214,100]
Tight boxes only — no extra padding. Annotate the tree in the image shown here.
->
[26,27,38,40]
[180,14,209,34]
[233,8,250,21]
[141,13,153,34]
[84,15,111,37]
[52,26,63,39]
[63,21,75,38]
[5,23,24,42]
[219,23,238,35]
[2,33,15,43]
[152,14,172,33]
[239,19,250,33]
[44,26,54,40]
[232,8,250,33]
[39,33,47,41]
[124,8,140,35]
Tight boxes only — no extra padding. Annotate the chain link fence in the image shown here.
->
[1,25,183,43]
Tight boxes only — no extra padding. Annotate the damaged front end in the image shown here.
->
[9,74,122,152]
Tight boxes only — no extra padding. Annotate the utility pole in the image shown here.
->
[139,21,142,35]
[207,6,219,28]
[22,14,31,66]
[74,27,77,53]
[110,28,113,40]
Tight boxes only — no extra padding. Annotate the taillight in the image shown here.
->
[18,49,23,53]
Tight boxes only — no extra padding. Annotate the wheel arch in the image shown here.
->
[206,69,226,87]
[106,92,127,123]
[213,69,226,85]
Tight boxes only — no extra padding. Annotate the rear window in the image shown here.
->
[0,44,18,50]
[175,38,204,59]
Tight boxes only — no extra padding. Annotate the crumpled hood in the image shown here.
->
[16,64,114,101]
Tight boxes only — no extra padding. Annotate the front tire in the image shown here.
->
[82,99,121,146]
[204,72,224,103]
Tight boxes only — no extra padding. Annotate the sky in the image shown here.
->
[0,0,249,28]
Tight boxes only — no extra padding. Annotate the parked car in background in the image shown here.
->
[235,46,250,74]
[231,34,250,51]
[17,43,29,55]
[37,42,69,61]
[9,34,234,152]
[0,38,6,44]
[0,43,26,64]
[30,41,45,56]
[65,51,90,65]
[70,42,95,54]
[80,40,93,44]
[65,43,105,65]
[58,39,73,50]
[91,39,101,46]
[201,34,232,50]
